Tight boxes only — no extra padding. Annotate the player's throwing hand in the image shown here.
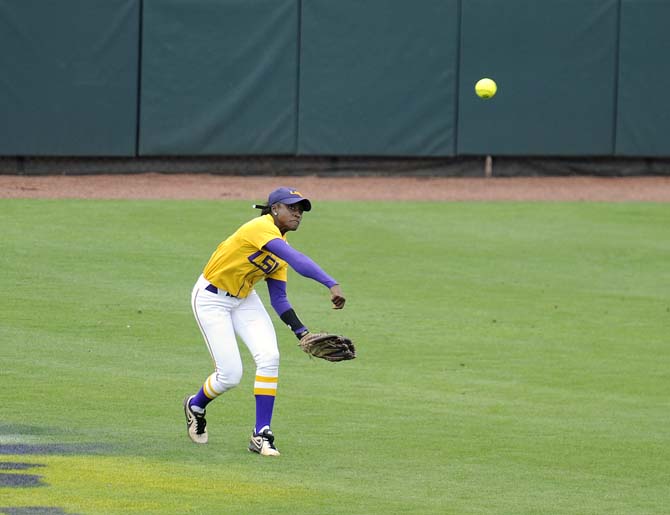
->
[330,284,346,309]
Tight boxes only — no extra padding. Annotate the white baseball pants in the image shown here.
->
[191,274,279,397]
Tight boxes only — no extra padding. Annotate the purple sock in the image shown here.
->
[255,395,275,434]
[190,387,213,410]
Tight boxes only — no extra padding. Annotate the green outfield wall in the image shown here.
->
[139,0,298,155]
[297,0,458,156]
[1,0,668,158]
[0,0,139,156]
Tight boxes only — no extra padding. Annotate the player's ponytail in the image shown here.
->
[252,204,272,216]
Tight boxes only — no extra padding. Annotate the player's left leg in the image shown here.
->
[232,290,281,456]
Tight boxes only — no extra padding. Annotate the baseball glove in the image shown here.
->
[298,332,356,362]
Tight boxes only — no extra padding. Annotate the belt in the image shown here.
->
[205,283,237,298]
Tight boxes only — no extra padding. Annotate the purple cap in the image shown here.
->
[267,187,312,211]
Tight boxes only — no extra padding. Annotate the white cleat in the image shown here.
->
[183,395,208,444]
[248,428,280,456]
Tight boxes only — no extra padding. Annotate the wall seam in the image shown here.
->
[294,0,303,156]
[612,0,622,155]
[135,0,144,157]
[453,0,463,156]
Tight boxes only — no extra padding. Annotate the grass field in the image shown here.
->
[1,199,669,514]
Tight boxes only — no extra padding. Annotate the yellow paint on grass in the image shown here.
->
[1,454,297,514]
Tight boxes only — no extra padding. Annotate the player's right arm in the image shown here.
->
[263,238,345,336]
[263,238,337,287]
[264,238,345,309]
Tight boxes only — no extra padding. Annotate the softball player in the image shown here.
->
[183,187,345,456]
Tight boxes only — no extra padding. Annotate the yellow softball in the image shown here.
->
[475,78,497,99]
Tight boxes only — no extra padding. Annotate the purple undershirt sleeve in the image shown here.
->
[264,238,338,288]
[266,277,292,315]
[266,278,308,335]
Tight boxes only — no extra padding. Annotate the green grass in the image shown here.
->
[1,199,669,514]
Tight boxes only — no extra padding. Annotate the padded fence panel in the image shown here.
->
[139,0,298,155]
[615,0,670,157]
[299,0,458,156]
[458,0,618,156]
[0,0,139,156]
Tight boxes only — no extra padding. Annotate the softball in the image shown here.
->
[475,78,497,99]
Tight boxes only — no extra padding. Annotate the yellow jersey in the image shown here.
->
[203,214,288,298]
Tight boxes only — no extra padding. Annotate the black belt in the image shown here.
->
[205,283,237,297]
